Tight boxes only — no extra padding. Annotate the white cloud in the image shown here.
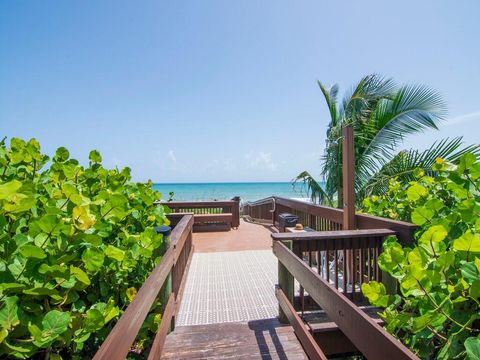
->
[245,151,277,171]
[167,150,177,163]
[445,111,480,126]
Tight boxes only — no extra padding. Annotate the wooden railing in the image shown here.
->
[273,229,395,308]
[162,200,240,231]
[93,214,194,360]
[243,196,416,244]
[272,237,418,360]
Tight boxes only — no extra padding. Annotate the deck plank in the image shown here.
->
[162,319,308,359]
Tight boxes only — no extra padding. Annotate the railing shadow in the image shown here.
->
[248,318,290,360]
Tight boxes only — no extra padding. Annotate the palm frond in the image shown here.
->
[318,81,339,127]
[356,83,447,190]
[293,171,331,204]
[360,137,480,198]
[339,74,396,123]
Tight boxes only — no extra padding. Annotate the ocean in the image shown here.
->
[152,182,313,203]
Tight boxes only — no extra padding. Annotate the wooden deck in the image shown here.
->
[162,220,309,359]
[162,319,308,359]
[192,218,274,252]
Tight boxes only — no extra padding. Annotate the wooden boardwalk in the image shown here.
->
[162,319,308,359]
[163,219,308,359]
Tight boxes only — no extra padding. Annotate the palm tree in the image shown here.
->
[295,74,478,206]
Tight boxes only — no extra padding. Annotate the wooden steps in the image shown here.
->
[161,319,308,359]
[301,306,383,356]
[303,305,383,333]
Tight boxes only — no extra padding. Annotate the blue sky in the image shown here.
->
[1,1,479,182]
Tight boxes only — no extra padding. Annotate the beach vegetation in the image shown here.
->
[0,137,168,359]
[361,153,480,359]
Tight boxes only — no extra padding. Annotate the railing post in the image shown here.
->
[342,126,356,229]
[277,240,295,323]
[157,227,173,331]
[232,197,240,229]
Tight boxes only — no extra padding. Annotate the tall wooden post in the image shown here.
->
[342,127,356,230]
[342,127,356,292]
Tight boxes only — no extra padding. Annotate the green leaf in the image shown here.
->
[23,287,58,296]
[461,262,479,284]
[458,153,477,173]
[418,225,448,244]
[89,150,102,163]
[126,287,137,302]
[0,328,8,343]
[53,147,69,162]
[105,245,125,262]
[38,264,69,278]
[411,206,434,225]
[0,180,22,200]
[453,232,480,253]
[469,280,480,299]
[0,297,19,330]
[18,245,46,259]
[406,183,427,201]
[73,206,96,230]
[81,248,104,272]
[465,337,480,360]
[33,310,70,347]
[70,266,90,285]
[84,309,104,331]
[0,283,26,294]
[37,214,59,234]
[361,281,386,306]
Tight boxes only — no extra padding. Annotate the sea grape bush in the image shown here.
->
[361,153,480,359]
[0,138,168,359]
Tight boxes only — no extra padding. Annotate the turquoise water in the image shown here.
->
[152,182,313,203]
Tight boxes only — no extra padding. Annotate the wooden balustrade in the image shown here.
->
[161,200,240,231]
[93,214,194,360]
[243,196,416,244]
[272,239,418,360]
[272,229,396,306]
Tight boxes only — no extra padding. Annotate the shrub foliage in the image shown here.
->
[0,138,168,359]
[362,153,480,359]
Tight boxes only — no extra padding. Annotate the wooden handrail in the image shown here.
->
[161,200,240,229]
[276,287,327,360]
[147,293,176,360]
[272,229,396,242]
[162,200,238,208]
[274,196,344,224]
[273,241,418,360]
[243,196,416,244]
[93,214,194,360]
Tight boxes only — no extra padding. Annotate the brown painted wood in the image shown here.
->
[273,241,418,360]
[194,213,233,222]
[356,213,417,245]
[93,246,175,360]
[304,306,383,333]
[147,293,176,360]
[276,287,328,360]
[342,126,356,230]
[274,197,344,225]
[162,320,308,359]
[244,196,416,245]
[161,200,238,208]
[94,214,194,360]
[272,229,396,242]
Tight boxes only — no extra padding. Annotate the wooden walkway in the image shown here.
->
[162,319,308,359]
[162,219,308,359]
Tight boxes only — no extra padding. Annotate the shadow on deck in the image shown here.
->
[162,318,308,359]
